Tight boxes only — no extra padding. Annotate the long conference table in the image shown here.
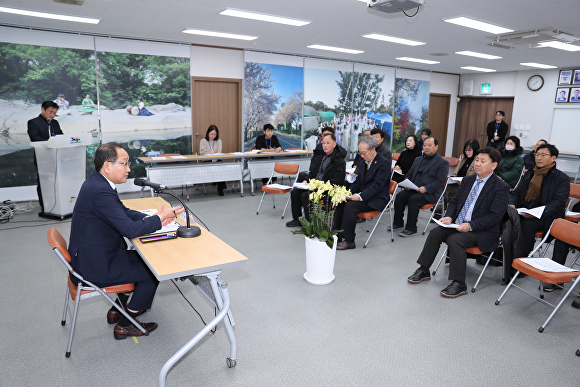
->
[122,197,248,387]
[137,150,313,197]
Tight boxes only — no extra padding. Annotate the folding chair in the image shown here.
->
[409,177,449,235]
[565,183,580,222]
[47,228,146,358]
[392,152,400,168]
[357,181,398,247]
[432,239,504,292]
[256,162,300,219]
[556,159,580,183]
[495,219,580,333]
[443,156,459,173]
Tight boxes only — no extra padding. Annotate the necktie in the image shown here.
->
[455,178,483,225]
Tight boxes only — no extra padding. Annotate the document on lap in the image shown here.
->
[393,169,403,175]
[345,174,357,184]
[520,258,579,272]
[398,178,419,190]
[447,176,463,184]
[140,209,180,234]
[293,182,310,190]
[517,206,545,219]
[345,167,356,174]
[266,183,292,190]
[433,218,460,228]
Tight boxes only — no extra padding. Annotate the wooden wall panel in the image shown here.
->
[428,94,450,156]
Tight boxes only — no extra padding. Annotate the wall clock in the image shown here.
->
[527,75,544,91]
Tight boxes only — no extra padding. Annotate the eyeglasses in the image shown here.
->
[535,153,551,158]
[108,160,131,168]
[359,150,372,156]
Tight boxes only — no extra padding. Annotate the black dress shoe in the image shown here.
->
[440,281,468,298]
[399,230,417,237]
[217,188,224,196]
[113,319,158,340]
[572,296,580,308]
[407,267,430,284]
[387,224,404,231]
[286,218,301,227]
[336,241,356,250]
[107,309,145,324]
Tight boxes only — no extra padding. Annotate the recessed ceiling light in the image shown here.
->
[455,51,502,60]
[520,62,557,69]
[396,57,439,65]
[537,41,580,52]
[182,29,257,41]
[461,66,496,72]
[307,45,363,54]
[443,17,513,34]
[363,33,425,46]
[0,5,99,24]
[219,8,310,27]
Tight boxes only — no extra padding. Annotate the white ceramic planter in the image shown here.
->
[303,235,337,285]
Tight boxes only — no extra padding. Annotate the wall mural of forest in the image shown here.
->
[0,41,191,188]
[391,78,430,153]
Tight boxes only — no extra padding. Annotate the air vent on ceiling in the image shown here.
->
[53,0,85,5]
[487,27,577,46]
[428,53,449,56]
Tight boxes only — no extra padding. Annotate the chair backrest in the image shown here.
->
[274,162,300,175]
[388,180,398,195]
[443,156,459,168]
[47,228,72,263]
[570,183,580,200]
[549,218,580,248]
[392,152,400,161]
[557,159,580,182]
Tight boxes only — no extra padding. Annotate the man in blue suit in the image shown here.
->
[335,136,391,250]
[392,137,449,237]
[407,147,510,298]
[68,142,183,340]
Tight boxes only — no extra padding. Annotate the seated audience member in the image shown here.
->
[370,127,392,167]
[444,139,479,206]
[350,128,372,172]
[392,137,449,237]
[496,136,524,188]
[393,134,423,178]
[334,136,391,250]
[509,143,570,258]
[256,123,282,184]
[299,126,339,182]
[314,126,336,151]
[68,142,184,340]
[286,133,346,227]
[417,128,431,151]
[200,124,226,196]
[523,139,548,172]
[407,147,509,298]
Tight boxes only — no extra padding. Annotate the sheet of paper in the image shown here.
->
[169,155,187,159]
[209,152,225,156]
[266,183,292,190]
[520,258,579,272]
[517,206,545,219]
[230,152,246,155]
[345,174,357,184]
[447,176,463,184]
[393,169,403,175]
[398,178,419,190]
[433,218,460,228]
[345,167,356,174]
[293,182,309,190]
[139,209,180,234]
[151,156,167,160]
[284,149,303,153]
[249,149,261,154]
[566,211,580,216]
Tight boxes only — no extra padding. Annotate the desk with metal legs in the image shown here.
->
[122,197,248,387]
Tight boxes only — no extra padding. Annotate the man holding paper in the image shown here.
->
[392,137,448,237]
[407,147,509,297]
[509,143,570,258]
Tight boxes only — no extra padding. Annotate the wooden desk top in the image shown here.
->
[122,197,248,281]
[137,150,313,164]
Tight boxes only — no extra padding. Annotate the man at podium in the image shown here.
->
[27,101,63,213]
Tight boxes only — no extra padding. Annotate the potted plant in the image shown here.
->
[291,179,351,285]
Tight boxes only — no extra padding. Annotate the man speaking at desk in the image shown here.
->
[68,142,183,340]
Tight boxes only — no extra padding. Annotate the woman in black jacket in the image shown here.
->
[393,134,422,182]
[286,133,346,227]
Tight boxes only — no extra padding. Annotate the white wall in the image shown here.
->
[460,71,517,97]
[190,46,244,79]
[431,72,460,156]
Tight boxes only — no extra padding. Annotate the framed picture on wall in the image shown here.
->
[558,70,572,85]
[570,87,580,103]
[573,70,580,85]
[555,88,570,103]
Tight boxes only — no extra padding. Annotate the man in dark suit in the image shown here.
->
[27,101,64,213]
[392,137,449,237]
[335,135,391,250]
[407,147,510,298]
[68,142,183,340]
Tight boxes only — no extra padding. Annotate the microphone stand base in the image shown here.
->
[177,225,201,238]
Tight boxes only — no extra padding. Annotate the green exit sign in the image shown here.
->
[480,82,493,95]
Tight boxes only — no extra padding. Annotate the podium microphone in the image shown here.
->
[134,178,201,238]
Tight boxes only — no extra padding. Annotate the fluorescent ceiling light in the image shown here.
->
[396,57,439,65]
[0,6,99,24]
[537,41,580,52]
[443,17,513,34]
[182,29,257,41]
[219,8,310,26]
[363,33,425,46]
[455,50,502,60]
[307,45,363,54]
[520,62,557,69]
[461,66,496,73]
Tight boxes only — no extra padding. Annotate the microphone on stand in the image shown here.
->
[134,178,201,238]
[47,118,52,137]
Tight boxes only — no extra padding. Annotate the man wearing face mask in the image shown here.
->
[28,101,64,214]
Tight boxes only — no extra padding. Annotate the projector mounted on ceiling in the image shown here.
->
[367,0,424,14]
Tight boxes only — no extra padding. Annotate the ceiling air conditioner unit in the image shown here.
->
[367,0,424,14]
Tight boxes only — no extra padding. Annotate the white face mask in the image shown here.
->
[505,144,515,151]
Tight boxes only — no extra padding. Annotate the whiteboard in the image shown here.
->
[550,108,580,154]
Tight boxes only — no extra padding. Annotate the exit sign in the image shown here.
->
[480,82,493,95]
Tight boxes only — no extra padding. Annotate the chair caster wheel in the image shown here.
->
[576,349,580,356]
[432,271,436,275]
[363,245,367,248]
[471,288,476,293]
[495,300,500,305]
[540,295,544,299]
[252,193,254,196]
[539,327,544,333]
[61,321,66,326]
[65,352,71,358]
[226,357,236,368]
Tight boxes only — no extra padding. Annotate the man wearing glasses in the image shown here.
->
[68,142,183,340]
[509,143,570,261]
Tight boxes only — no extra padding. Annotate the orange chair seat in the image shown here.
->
[261,187,292,194]
[565,214,580,223]
[512,258,580,284]
[420,203,435,210]
[67,276,134,299]
[535,231,544,238]
[466,246,485,255]
[358,210,382,219]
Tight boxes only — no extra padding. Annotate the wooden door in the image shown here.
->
[427,94,450,156]
[191,77,242,155]
[453,97,514,157]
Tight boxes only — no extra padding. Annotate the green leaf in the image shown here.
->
[291,230,307,236]
[320,230,330,241]
[326,238,334,249]
[299,217,311,229]
[305,225,314,237]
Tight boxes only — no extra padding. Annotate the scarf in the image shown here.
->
[524,162,555,202]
